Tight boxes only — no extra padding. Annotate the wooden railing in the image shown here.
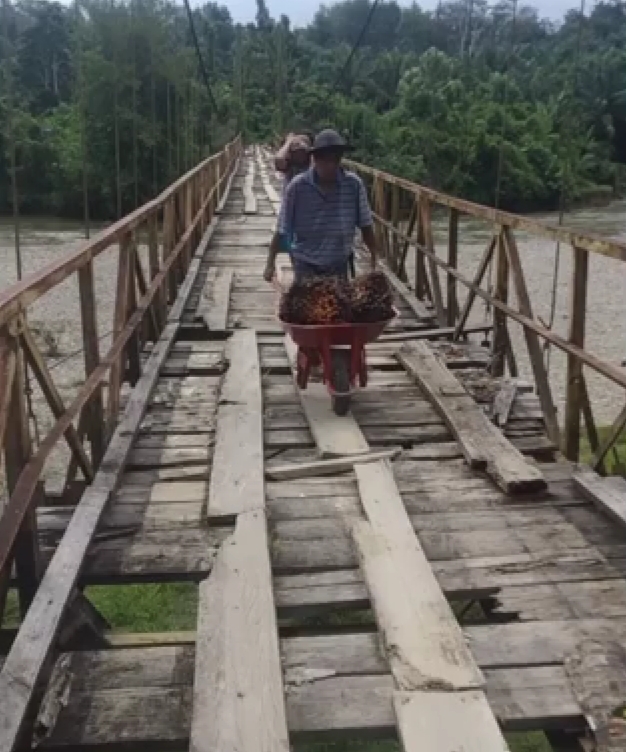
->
[0,135,242,618]
[347,158,626,471]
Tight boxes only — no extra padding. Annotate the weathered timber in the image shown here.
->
[35,657,584,747]
[169,219,221,323]
[243,159,257,215]
[352,460,484,691]
[393,691,510,752]
[283,336,369,458]
[265,448,401,481]
[195,267,233,332]
[207,330,263,520]
[492,379,518,428]
[346,157,626,262]
[573,468,626,530]
[397,341,546,494]
[0,321,180,752]
[190,513,289,752]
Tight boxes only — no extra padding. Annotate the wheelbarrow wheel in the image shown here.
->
[331,350,351,416]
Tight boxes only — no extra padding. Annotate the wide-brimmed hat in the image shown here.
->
[309,129,355,154]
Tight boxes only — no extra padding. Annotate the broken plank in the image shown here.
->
[284,336,369,459]
[573,468,626,530]
[353,460,484,691]
[0,321,181,752]
[393,691,510,752]
[397,341,546,495]
[195,268,233,332]
[265,448,401,481]
[190,512,289,752]
[207,330,263,520]
[492,379,518,428]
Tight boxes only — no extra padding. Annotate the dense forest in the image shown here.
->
[1,0,625,219]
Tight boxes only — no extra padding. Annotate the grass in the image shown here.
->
[580,425,626,474]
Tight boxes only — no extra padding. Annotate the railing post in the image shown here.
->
[148,212,166,331]
[0,327,16,621]
[78,261,105,468]
[564,245,589,461]
[390,184,400,273]
[106,233,132,436]
[503,227,560,445]
[491,231,509,377]
[420,197,445,325]
[447,208,459,327]
[125,238,141,386]
[4,322,41,615]
[163,199,177,304]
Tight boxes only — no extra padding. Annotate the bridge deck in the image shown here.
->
[7,150,626,750]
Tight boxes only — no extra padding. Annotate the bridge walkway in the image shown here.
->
[3,149,626,752]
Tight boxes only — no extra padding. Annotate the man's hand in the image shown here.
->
[263,260,275,283]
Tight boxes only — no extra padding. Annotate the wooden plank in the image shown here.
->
[0,332,16,455]
[207,330,263,520]
[492,379,518,428]
[265,448,401,480]
[169,219,220,323]
[0,318,182,752]
[573,468,626,530]
[190,512,290,752]
[78,261,105,467]
[195,268,233,332]
[243,159,257,215]
[397,341,546,495]
[283,336,369,459]
[34,659,583,747]
[393,691,510,752]
[419,198,446,325]
[446,208,459,326]
[352,460,484,691]
[491,232,510,377]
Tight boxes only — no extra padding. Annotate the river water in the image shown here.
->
[1,201,625,432]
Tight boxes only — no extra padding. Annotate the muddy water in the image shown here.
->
[1,201,625,436]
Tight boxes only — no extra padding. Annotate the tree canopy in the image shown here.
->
[1,0,625,219]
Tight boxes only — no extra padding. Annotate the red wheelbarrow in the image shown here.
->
[281,314,396,416]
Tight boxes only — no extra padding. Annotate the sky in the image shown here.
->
[221,0,582,27]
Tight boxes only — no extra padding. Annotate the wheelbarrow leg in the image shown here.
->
[330,348,352,417]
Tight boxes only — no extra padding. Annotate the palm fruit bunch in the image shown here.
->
[347,270,394,323]
[279,277,351,324]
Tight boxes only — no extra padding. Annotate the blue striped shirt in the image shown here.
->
[278,167,373,268]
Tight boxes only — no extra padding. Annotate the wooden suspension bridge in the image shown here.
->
[2,139,626,751]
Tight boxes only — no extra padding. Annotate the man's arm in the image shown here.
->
[264,181,295,282]
[356,179,377,269]
[361,226,378,269]
[264,233,281,282]
[274,133,295,173]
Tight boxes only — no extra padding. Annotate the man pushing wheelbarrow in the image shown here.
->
[264,129,394,415]
[264,128,377,282]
